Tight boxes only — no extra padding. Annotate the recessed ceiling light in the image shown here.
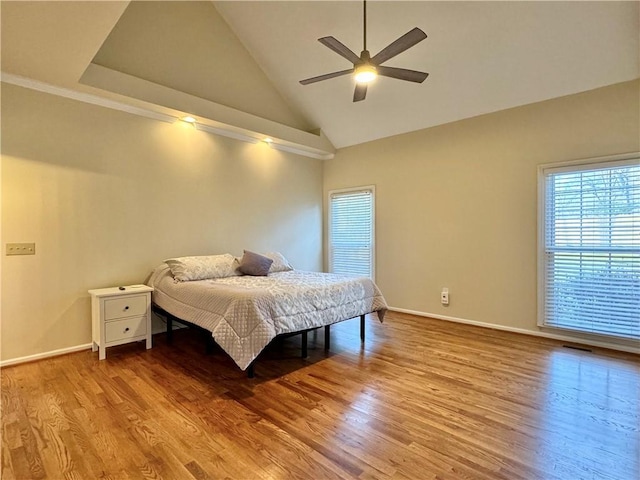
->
[263,137,273,144]
[181,116,197,124]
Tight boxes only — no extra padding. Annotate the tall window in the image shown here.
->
[328,186,375,279]
[538,155,640,339]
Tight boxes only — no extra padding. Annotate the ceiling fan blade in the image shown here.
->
[353,83,367,102]
[300,69,353,85]
[377,66,429,83]
[371,27,427,65]
[318,36,362,64]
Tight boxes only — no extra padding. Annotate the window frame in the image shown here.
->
[327,185,376,280]
[537,152,640,339]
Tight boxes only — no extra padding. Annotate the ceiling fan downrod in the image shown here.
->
[363,0,368,52]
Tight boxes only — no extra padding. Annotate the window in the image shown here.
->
[328,186,375,279]
[538,154,640,339]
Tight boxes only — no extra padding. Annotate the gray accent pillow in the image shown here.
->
[238,250,273,276]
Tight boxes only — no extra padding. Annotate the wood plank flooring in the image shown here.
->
[2,312,639,480]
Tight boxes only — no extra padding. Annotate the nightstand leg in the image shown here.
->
[146,336,152,350]
[99,347,106,360]
[92,341,98,352]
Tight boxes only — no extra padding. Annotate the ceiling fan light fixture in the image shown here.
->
[354,64,377,83]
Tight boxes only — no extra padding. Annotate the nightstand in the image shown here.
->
[88,285,154,360]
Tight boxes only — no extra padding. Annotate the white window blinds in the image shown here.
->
[328,187,375,278]
[539,157,640,339]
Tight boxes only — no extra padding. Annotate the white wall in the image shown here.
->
[1,83,323,361]
[324,80,640,349]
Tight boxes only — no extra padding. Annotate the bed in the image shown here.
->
[146,252,388,377]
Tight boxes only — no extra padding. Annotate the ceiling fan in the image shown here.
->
[299,0,429,102]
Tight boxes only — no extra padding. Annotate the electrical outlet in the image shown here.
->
[441,288,449,305]
[6,243,36,256]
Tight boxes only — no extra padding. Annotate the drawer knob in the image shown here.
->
[124,327,130,332]
[124,306,129,310]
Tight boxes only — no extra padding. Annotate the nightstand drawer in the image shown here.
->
[105,316,147,342]
[104,295,147,320]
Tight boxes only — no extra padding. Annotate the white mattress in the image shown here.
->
[147,264,387,370]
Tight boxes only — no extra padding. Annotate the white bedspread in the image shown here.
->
[147,264,388,370]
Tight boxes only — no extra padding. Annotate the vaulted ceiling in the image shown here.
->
[2,1,638,156]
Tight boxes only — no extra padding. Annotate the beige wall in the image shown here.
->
[3,79,638,362]
[324,80,640,346]
[1,83,323,361]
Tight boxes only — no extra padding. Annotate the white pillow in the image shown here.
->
[164,254,238,282]
[264,252,294,273]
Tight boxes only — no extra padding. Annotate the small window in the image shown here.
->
[328,186,375,279]
[538,154,640,339]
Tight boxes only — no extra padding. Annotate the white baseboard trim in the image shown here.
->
[1,323,183,368]
[388,306,640,355]
[0,343,93,368]
[3,309,635,367]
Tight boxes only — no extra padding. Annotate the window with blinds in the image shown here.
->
[538,156,640,339]
[328,187,375,279]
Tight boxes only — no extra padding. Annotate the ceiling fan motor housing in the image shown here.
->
[355,50,377,83]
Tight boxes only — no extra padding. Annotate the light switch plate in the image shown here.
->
[6,243,36,255]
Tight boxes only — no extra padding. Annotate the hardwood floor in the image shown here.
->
[2,312,638,480]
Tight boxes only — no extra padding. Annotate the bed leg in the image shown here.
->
[360,314,365,343]
[247,363,255,379]
[301,330,308,358]
[324,325,331,351]
[205,335,215,355]
[167,315,173,344]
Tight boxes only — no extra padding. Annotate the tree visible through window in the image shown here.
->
[539,156,640,339]
[328,187,375,279]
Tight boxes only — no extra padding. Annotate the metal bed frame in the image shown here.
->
[152,304,366,378]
